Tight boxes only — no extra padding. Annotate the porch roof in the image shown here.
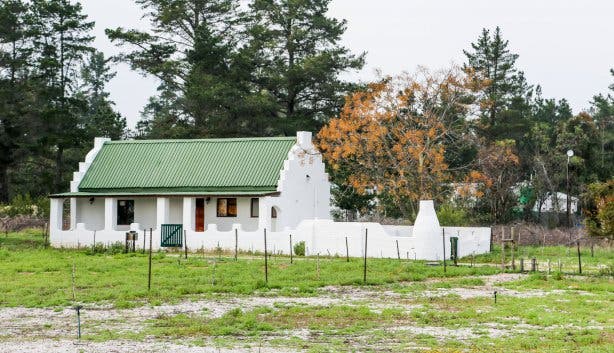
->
[73,136,296,195]
[50,189,279,198]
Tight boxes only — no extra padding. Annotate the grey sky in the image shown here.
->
[80,0,614,129]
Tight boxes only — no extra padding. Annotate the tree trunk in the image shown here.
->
[54,145,64,193]
[0,164,9,203]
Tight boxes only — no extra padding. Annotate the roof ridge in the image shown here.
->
[106,136,297,144]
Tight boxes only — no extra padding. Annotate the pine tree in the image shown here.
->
[106,0,248,137]
[249,0,365,134]
[0,0,35,201]
[463,27,529,131]
[29,0,95,192]
[77,51,127,140]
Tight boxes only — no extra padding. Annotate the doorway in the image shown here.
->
[195,198,205,232]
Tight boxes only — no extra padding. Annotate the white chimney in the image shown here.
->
[296,131,312,149]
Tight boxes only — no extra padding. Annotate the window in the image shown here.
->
[117,200,134,225]
[250,198,259,218]
[271,207,277,218]
[217,198,237,217]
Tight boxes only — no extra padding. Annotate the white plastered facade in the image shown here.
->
[50,133,491,260]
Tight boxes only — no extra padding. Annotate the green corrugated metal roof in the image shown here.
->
[77,137,296,194]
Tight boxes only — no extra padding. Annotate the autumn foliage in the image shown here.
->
[317,67,481,215]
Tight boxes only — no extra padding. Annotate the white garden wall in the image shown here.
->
[51,200,491,260]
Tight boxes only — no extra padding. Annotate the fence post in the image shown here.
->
[316,253,320,280]
[148,228,153,291]
[396,240,401,261]
[363,229,368,284]
[520,258,524,273]
[345,236,349,262]
[235,228,238,261]
[531,258,536,272]
[500,227,505,271]
[264,228,268,284]
[442,228,447,273]
[576,240,582,274]
[289,234,293,264]
[511,227,516,270]
[184,230,188,259]
[548,259,551,274]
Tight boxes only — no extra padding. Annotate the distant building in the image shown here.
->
[533,192,579,213]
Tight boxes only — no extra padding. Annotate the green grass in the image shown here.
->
[0,229,499,308]
[467,244,614,275]
[138,284,613,352]
[3,229,613,353]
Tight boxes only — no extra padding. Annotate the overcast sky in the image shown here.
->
[80,0,614,129]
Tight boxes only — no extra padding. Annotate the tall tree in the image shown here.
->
[30,0,94,192]
[77,51,127,140]
[250,0,365,134]
[463,27,530,136]
[106,0,249,137]
[590,69,614,179]
[0,0,34,201]
[318,67,478,217]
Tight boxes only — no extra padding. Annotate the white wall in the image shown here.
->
[134,198,157,229]
[76,197,104,231]
[267,131,331,231]
[51,199,491,260]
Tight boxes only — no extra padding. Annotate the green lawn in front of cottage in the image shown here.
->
[0,229,500,308]
[1,229,613,352]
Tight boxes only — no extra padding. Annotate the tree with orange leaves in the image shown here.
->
[474,139,521,222]
[317,67,481,217]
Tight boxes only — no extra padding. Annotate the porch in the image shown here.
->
[49,195,284,248]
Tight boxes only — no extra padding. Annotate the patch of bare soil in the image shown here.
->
[0,339,298,353]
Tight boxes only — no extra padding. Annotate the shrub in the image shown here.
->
[293,241,306,256]
[437,203,470,226]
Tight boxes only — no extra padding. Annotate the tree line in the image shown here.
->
[0,1,612,233]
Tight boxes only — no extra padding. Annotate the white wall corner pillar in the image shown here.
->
[258,197,272,231]
[104,198,117,231]
[70,198,77,230]
[182,197,195,231]
[49,198,64,231]
[156,197,170,230]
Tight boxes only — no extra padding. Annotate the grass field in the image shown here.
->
[0,229,612,352]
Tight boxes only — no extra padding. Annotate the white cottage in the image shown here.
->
[49,131,331,248]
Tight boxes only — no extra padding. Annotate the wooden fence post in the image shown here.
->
[184,230,188,259]
[576,240,582,274]
[396,240,401,261]
[345,236,349,262]
[442,228,447,273]
[289,234,293,264]
[363,229,368,284]
[264,228,268,284]
[148,228,153,291]
[234,229,238,261]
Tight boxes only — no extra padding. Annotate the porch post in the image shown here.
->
[258,197,272,231]
[104,198,116,231]
[156,197,170,230]
[49,198,64,232]
[70,198,77,230]
[182,197,195,231]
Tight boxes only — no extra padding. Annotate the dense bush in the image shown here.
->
[0,194,49,218]
[436,203,470,226]
[293,241,306,256]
